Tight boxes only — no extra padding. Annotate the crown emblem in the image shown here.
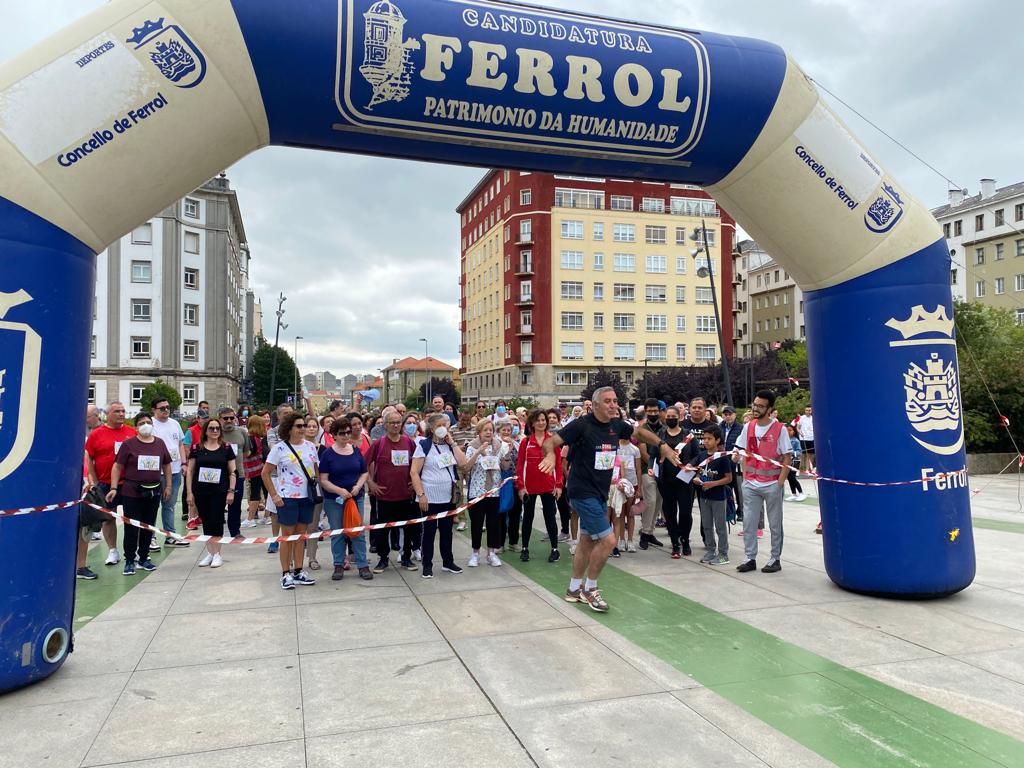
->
[882,183,903,207]
[127,18,165,46]
[0,290,31,320]
[885,305,954,339]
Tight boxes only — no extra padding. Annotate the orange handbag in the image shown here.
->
[342,497,362,531]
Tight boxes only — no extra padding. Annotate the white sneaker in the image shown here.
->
[413,548,422,562]
[198,552,214,567]
[149,540,162,551]
[468,552,480,567]
[211,553,223,568]
[456,522,466,531]
[487,552,501,567]
[784,494,796,502]
[626,541,638,553]
[260,516,272,525]
[104,548,120,566]
[795,493,807,501]
[240,519,256,529]
[90,532,102,541]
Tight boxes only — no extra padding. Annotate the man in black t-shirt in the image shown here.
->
[675,397,717,550]
[540,387,679,613]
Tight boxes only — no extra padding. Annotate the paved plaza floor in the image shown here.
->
[3,473,1024,767]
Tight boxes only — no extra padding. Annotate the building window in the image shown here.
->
[645,343,667,361]
[774,318,781,330]
[1017,310,1024,327]
[517,188,532,206]
[561,312,584,330]
[560,281,583,300]
[645,285,667,303]
[783,315,790,328]
[521,371,532,385]
[613,224,636,242]
[613,343,636,361]
[641,197,665,213]
[184,231,200,254]
[1016,204,1024,222]
[519,281,532,300]
[561,220,584,239]
[131,223,152,244]
[675,227,687,245]
[184,198,199,218]
[755,320,761,333]
[676,286,686,303]
[560,342,584,360]
[184,267,199,289]
[594,342,604,360]
[676,315,687,332]
[593,222,604,241]
[694,228,716,247]
[942,223,951,238]
[995,277,1005,295]
[773,295,780,306]
[645,254,667,273]
[696,315,717,333]
[996,243,1005,261]
[953,220,962,236]
[975,247,985,265]
[130,336,151,358]
[560,250,584,270]
[130,384,146,405]
[505,343,512,361]
[613,313,635,332]
[91,336,96,358]
[593,312,604,330]
[184,303,199,325]
[610,195,633,211]
[995,209,1005,226]
[696,344,717,361]
[975,213,984,232]
[1015,274,1024,292]
[131,261,152,283]
[131,299,151,321]
[593,252,604,271]
[87,382,96,403]
[593,282,604,301]
[183,339,199,361]
[1017,239,1024,257]
[675,256,687,274]
[950,269,957,285]
[613,283,635,302]
[675,344,687,360]
[783,293,789,305]
[613,253,636,272]
[556,371,588,385]
[645,225,666,244]
[645,314,667,332]
[695,287,714,304]
[555,188,603,209]
[182,384,198,404]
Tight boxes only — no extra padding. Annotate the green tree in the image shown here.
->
[580,368,628,408]
[251,342,298,411]
[416,377,461,408]
[773,387,811,425]
[953,300,1024,451]
[140,380,181,414]
[776,340,809,381]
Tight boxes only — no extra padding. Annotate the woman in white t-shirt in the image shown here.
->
[464,420,513,567]
[611,424,642,554]
[262,413,319,590]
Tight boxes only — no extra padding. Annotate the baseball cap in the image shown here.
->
[722,406,736,414]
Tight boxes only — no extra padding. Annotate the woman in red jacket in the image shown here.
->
[516,409,563,563]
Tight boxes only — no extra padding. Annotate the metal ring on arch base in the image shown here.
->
[805,238,975,598]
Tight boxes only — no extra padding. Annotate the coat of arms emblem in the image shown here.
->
[885,305,964,455]
[126,17,207,89]
[865,182,905,234]
[359,0,421,108]
[0,290,41,481]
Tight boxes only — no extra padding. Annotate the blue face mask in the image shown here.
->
[404,423,417,436]
[496,406,506,415]
[512,426,520,436]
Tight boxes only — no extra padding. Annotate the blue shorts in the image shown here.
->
[571,496,614,541]
[276,497,314,527]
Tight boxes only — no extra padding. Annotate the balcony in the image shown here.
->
[515,262,534,276]
[519,355,533,365]
[515,294,535,306]
[516,236,534,246]
[733,272,742,284]
[733,327,744,340]
[517,324,534,335]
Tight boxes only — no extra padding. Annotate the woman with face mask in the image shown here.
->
[496,420,521,552]
[464,420,513,567]
[108,411,172,575]
[187,418,237,569]
[656,406,689,559]
[410,413,468,578]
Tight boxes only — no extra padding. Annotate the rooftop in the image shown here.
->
[383,355,457,372]
[930,180,1024,218]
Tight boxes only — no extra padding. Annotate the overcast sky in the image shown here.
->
[2,0,1019,379]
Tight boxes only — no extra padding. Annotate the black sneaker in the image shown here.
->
[638,534,649,550]
[611,547,621,558]
[547,548,560,563]
[400,559,418,571]
[647,534,665,547]
[681,541,692,557]
[421,567,434,579]
[76,566,98,580]
[138,559,158,572]
[358,567,374,580]
[736,559,757,572]
[332,565,344,581]
[762,559,782,573]
[520,547,530,562]
[372,557,389,574]
[441,563,464,574]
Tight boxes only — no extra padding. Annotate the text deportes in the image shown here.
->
[420,35,692,115]
[57,92,168,168]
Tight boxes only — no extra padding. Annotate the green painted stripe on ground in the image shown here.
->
[500,544,1024,767]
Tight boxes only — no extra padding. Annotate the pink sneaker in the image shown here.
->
[757,529,764,539]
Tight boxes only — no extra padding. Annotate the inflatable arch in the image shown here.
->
[0,0,974,691]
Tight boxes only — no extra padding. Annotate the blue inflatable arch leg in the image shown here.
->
[0,0,973,692]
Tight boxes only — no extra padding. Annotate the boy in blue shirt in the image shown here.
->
[692,425,733,565]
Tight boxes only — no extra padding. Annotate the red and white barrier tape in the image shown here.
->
[0,476,516,545]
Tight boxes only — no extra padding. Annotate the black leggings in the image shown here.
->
[787,472,804,494]
[470,496,501,550]
[122,494,160,563]
[556,491,571,534]
[521,493,559,550]
[659,480,695,548]
[498,493,522,547]
[193,492,227,537]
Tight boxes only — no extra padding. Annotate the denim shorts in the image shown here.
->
[276,497,314,527]
[571,496,614,541]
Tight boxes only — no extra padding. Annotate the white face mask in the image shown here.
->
[435,426,448,440]
[137,423,154,437]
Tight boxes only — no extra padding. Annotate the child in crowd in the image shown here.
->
[785,425,807,501]
[608,424,641,555]
[693,425,732,565]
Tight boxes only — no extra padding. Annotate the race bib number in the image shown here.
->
[391,450,410,466]
[594,451,616,471]
[676,468,696,484]
[169,447,180,462]
[137,455,160,472]
[230,443,239,456]
[478,455,500,471]
[198,467,222,484]
[114,442,123,455]
[438,452,455,468]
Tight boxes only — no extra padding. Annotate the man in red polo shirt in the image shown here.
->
[85,400,136,566]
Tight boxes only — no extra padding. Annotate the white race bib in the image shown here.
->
[137,455,160,472]
[114,441,123,455]
[676,468,696,483]
[594,451,616,471]
[198,467,222,484]
[391,450,410,466]
[169,447,180,462]
[437,452,455,468]
[230,443,239,456]
[478,455,500,471]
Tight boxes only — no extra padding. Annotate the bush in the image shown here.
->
[773,388,810,425]
[140,380,181,413]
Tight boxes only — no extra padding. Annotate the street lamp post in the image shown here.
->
[268,292,287,410]
[293,336,303,408]
[418,337,429,406]
[691,218,733,406]
[640,357,649,400]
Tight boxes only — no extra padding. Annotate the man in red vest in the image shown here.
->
[733,390,792,573]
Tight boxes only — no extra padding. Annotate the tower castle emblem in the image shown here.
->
[359,0,420,109]
[126,17,207,89]
[865,182,905,234]
[0,290,41,481]
[885,305,964,455]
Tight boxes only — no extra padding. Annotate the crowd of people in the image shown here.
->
[78,389,817,611]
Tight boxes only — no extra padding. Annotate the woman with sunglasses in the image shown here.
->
[262,412,319,589]
[186,417,236,568]
[319,417,372,580]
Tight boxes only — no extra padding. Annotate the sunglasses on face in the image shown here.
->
[207,427,221,432]
[222,415,236,421]
[155,405,169,411]
[337,429,352,436]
